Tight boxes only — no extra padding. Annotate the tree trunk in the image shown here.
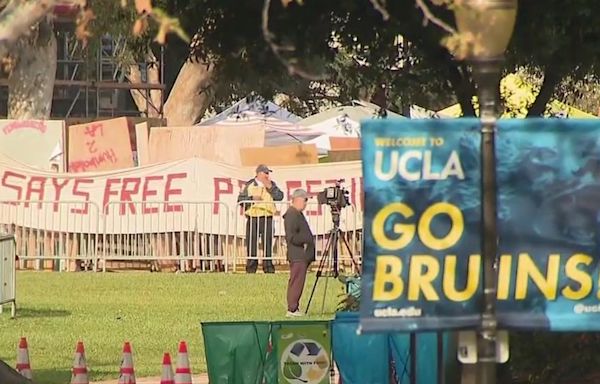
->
[163,59,214,126]
[127,51,163,118]
[7,16,56,119]
[527,67,562,117]
[0,0,59,60]
[0,359,34,384]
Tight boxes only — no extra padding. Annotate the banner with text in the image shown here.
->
[495,119,600,331]
[0,157,362,234]
[361,118,600,332]
[360,119,483,332]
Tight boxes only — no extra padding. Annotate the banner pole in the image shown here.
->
[472,57,503,384]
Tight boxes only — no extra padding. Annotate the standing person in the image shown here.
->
[238,164,284,273]
[283,189,315,317]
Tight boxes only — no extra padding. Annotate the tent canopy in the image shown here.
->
[299,100,403,126]
[197,111,323,147]
[200,95,301,125]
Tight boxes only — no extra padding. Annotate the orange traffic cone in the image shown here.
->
[16,337,33,379]
[160,353,175,384]
[71,341,89,384]
[118,342,136,384]
[174,341,192,384]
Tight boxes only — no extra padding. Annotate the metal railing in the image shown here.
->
[0,201,100,271]
[0,200,363,273]
[100,201,230,272]
[233,200,362,273]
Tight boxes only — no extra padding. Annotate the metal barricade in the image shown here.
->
[0,234,16,317]
[101,201,230,272]
[0,201,100,272]
[234,200,362,273]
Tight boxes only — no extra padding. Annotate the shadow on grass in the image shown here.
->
[14,308,71,319]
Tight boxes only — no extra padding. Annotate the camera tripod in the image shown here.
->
[305,211,361,314]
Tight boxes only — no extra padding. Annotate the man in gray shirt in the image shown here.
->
[283,189,315,317]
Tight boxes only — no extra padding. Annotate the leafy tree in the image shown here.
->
[2,0,600,122]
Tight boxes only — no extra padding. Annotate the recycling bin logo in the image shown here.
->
[280,339,330,383]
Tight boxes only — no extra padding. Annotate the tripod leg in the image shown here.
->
[332,230,339,277]
[305,234,333,314]
[321,267,330,314]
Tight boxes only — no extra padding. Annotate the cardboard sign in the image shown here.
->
[240,144,318,166]
[135,122,150,166]
[330,137,361,150]
[0,120,65,171]
[68,117,134,172]
[148,125,265,165]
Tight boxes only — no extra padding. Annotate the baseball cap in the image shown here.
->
[256,164,272,174]
[291,189,308,200]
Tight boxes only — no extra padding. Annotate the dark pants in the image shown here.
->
[245,216,275,273]
[287,261,308,312]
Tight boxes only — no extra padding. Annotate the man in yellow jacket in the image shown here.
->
[237,164,284,273]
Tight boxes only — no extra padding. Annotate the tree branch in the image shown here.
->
[261,0,327,81]
[527,66,563,117]
[415,0,457,35]
[369,0,390,21]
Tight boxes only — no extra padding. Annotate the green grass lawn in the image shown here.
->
[0,271,341,383]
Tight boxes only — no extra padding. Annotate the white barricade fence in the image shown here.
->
[233,200,362,272]
[0,198,363,272]
[0,201,100,271]
[101,201,230,272]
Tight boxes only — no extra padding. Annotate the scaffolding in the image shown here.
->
[0,17,165,119]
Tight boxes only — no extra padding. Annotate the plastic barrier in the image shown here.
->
[332,312,460,384]
[0,234,16,317]
[332,312,390,383]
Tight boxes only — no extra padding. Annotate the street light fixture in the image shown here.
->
[453,1,518,384]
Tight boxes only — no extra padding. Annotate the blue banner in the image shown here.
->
[496,119,600,331]
[360,119,483,332]
[360,118,600,332]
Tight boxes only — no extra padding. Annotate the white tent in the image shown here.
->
[197,111,323,147]
[304,114,361,152]
[200,95,301,125]
[300,101,405,154]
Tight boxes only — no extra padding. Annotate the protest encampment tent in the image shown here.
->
[300,101,404,153]
[200,95,301,125]
[199,111,323,147]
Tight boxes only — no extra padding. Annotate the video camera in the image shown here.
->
[316,179,350,210]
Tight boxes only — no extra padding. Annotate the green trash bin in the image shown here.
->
[202,321,273,384]
[271,321,332,384]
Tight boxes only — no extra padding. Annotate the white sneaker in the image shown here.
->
[286,310,304,318]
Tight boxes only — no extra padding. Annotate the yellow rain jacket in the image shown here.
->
[238,178,284,217]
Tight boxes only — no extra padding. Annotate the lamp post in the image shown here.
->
[453,1,518,383]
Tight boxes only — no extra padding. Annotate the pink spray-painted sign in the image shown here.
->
[0,120,65,171]
[68,117,134,173]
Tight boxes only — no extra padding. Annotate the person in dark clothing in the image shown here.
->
[283,189,315,317]
[237,164,284,273]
